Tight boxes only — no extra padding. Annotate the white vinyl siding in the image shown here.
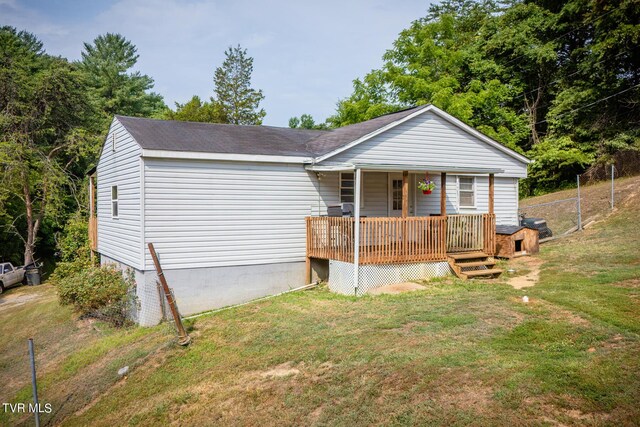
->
[142,159,332,270]
[330,111,527,178]
[96,118,143,269]
[415,174,457,216]
[494,177,519,226]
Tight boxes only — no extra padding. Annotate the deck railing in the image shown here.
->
[482,213,496,256]
[89,216,98,251]
[306,213,495,264]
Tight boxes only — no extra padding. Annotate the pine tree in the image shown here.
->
[81,33,165,120]
[213,45,265,125]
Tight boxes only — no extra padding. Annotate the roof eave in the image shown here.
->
[312,104,532,165]
[140,148,312,164]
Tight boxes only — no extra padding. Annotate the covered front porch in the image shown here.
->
[304,163,500,290]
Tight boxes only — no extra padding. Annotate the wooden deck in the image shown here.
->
[306,214,496,265]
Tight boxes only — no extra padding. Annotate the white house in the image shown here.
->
[88,105,530,326]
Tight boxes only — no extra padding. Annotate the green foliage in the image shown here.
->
[56,213,90,263]
[162,95,227,123]
[80,33,165,121]
[288,114,328,130]
[524,136,594,194]
[56,264,133,327]
[0,26,93,264]
[213,45,265,125]
[329,0,640,192]
[1,28,165,265]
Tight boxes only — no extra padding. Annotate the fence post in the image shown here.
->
[28,338,40,427]
[576,175,582,231]
[611,164,615,210]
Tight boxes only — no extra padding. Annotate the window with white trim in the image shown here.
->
[458,176,475,208]
[339,172,364,208]
[111,186,119,218]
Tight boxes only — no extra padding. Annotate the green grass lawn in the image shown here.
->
[1,193,639,426]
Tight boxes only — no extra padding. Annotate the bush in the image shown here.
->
[57,265,134,327]
[56,213,91,262]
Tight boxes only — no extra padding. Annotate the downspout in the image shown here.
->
[353,167,362,296]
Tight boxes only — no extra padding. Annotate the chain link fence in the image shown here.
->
[520,155,639,239]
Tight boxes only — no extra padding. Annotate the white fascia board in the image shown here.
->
[314,104,532,165]
[305,163,355,172]
[141,149,311,164]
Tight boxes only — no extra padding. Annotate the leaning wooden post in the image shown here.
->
[148,243,191,346]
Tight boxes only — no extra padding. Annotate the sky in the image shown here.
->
[1,0,433,126]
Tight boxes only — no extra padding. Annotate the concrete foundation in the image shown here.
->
[101,255,307,326]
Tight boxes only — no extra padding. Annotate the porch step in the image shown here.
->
[463,268,503,278]
[447,252,502,280]
[456,260,496,268]
[448,251,488,260]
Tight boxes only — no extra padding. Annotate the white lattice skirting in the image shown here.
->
[328,260,452,296]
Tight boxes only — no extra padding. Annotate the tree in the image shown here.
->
[213,45,265,125]
[162,95,228,123]
[288,114,329,130]
[80,33,165,121]
[0,27,92,264]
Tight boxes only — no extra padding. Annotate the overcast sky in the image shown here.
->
[1,0,433,126]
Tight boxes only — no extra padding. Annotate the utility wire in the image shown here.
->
[512,51,627,102]
[534,83,640,125]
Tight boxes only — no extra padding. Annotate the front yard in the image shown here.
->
[1,190,639,426]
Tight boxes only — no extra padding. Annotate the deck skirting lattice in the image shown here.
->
[328,260,452,296]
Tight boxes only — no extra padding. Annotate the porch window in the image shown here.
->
[458,176,475,208]
[340,172,364,208]
[111,185,119,218]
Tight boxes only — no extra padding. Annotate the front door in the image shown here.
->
[388,174,404,217]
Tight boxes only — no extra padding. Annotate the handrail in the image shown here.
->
[306,214,496,263]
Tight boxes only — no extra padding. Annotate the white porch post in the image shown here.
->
[353,167,362,296]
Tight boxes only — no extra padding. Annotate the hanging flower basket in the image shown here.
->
[417,178,435,195]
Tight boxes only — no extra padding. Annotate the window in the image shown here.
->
[458,176,475,208]
[391,179,403,211]
[340,172,364,208]
[111,186,118,218]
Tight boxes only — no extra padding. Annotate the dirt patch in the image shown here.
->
[260,362,300,378]
[0,287,52,312]
[506,257,543,289]
[526,396,611,425]
[611,278,640,288]
[368,282,426,295]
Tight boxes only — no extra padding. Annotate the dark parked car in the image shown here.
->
[519,214,553,239]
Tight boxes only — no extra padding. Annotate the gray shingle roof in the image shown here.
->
[115,105,428,158]
[115,116,328,157]
[495,225,538,235]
